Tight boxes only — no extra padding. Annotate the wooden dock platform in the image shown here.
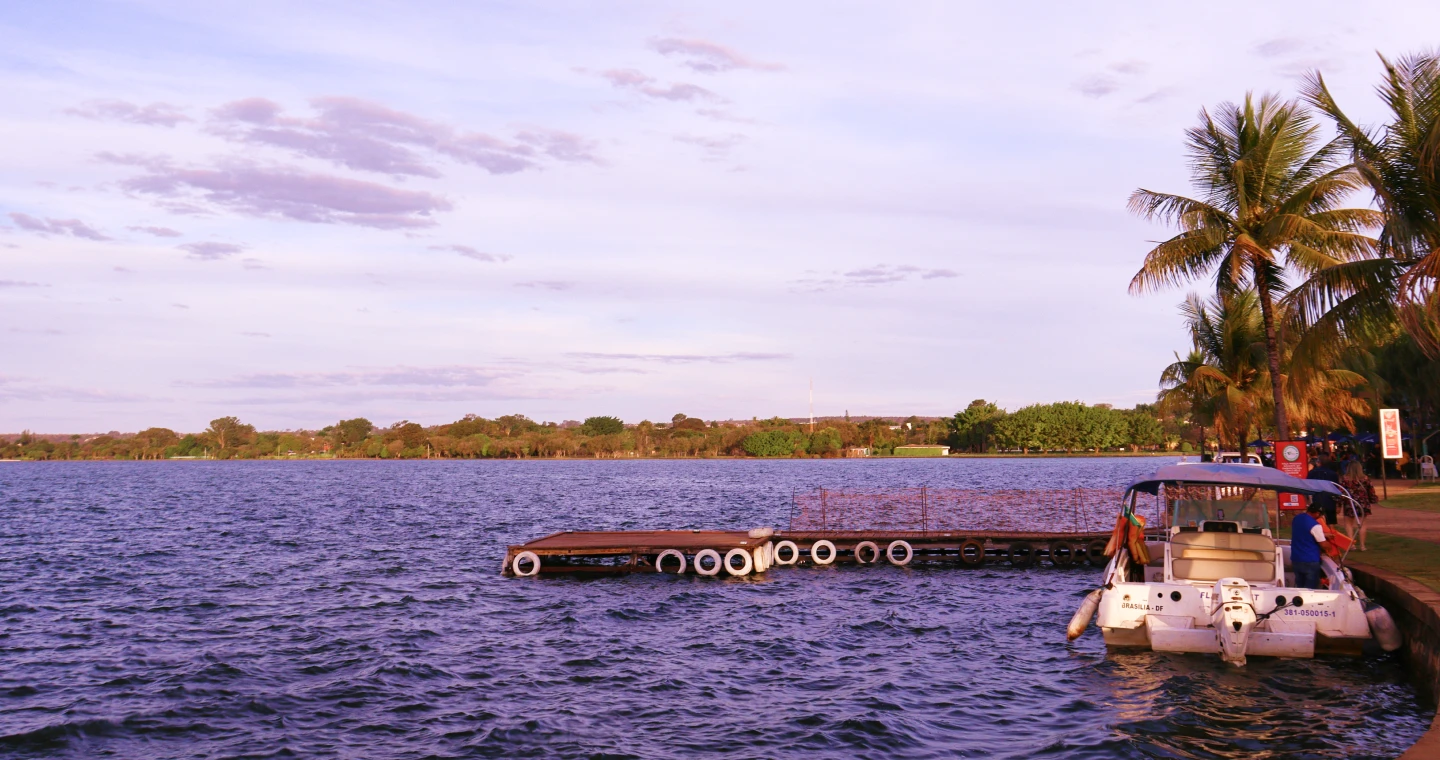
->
[504,527,1120,577]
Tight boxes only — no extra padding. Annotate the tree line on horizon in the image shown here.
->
[0,402,1184,461]
[1131,51,1440,459]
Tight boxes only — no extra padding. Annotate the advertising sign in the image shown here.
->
[1381,409,1403,459]
[1274,440,1308,510]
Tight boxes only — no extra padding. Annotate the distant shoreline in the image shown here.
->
[0,451,1186,463]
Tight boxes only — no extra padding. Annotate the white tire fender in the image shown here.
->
[887,540,913,566]
[811,540,837,565]
[724,547,754,576]
[512,551,540,577]
[694,549,722,577]
[854,541,880,565]
[774,540,800,565]
[656,549,687,574]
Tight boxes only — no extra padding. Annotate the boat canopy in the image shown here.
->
[1126,463,1346,497]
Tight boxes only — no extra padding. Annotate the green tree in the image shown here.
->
[205,416,256,451]
[1298,54,1440,358]
[133,427,178,459]
[948,400,1003,453]
[334,418,373,446]
[1130,94,1379,440]
[741,430,806,457]
[581,416,625,436]
[808,427,843,457]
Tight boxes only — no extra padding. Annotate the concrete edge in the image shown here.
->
[1348,563,1440,760]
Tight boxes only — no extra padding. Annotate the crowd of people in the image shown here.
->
[1306,450,1378,552]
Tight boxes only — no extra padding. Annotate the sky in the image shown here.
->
[4,1,1440,433]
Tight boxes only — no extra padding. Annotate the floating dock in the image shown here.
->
[503,528,1118,577]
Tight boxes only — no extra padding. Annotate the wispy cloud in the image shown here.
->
[102,153,452,229]
[674,133,746,160]
[1253,37,1304,58]
[0,374,153,403]
[648,38,784,74]
[66,99,190,127]
[567,351,789,364]
[791,264,958,292]
[0,279,47,288]
[127,225,182,237]
[208,96,600,177]
[601,69,720,102]
[178,241,246,260]
[1074,75,1119,98]
[8,212,111,240]
[178,365,514,389]
[429,244,510,262]
[516,280,573,291]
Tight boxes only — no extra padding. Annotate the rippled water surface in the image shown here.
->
[0,459,1431,759]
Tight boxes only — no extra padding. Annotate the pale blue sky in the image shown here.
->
[3,1,1439,432]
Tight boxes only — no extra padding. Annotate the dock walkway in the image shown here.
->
[504,527,1116,577]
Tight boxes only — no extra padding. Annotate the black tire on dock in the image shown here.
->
[1007,541,1036,568]
[958,538,986,567]
[1084,539,1108,566]
[1048,540,1075,567]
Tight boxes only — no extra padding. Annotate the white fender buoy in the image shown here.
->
[724,548,754,576]
[1365,601,1403,652]
[887,540,913,566]
[656,549,687,574]
[747,527,774,539]
[752,546,767,573]
[811,540,837,565]
[1067,589,1102,640]
[694,549,722,577]
[764,542,775,569]
[774,540,800,565]
[512,551,541,577]
[854,541,880,565]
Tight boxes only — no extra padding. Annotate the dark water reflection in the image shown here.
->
[0,459,1430,758]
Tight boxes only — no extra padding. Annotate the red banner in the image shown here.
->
[1380,408,1403,459]
[1275,440,1308,510]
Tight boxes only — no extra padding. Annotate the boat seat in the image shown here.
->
[1170,531,1277,582]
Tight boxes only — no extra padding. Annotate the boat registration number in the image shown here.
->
[1121,602,1162,612]
[1282,608,1335,618]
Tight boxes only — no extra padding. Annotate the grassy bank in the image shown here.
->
[1353,532,1440,593]
[1378,482,1440,513]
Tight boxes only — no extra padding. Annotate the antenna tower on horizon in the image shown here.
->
[809,378,814,433]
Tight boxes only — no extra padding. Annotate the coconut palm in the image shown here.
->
[1158,291,1268,451]
[1296,52,1440,357]
[1130,94,1379,440]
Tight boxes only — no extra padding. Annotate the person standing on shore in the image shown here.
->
[1308,455,1340,526]
[1340,459,1376,550]
[1291,503,1330,589]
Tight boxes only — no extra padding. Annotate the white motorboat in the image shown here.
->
[1069,463,1401,665]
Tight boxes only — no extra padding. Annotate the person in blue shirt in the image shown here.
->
[1291,503,1329,589]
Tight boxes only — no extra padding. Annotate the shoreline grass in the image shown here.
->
[1379,482,1440,513]
[1352,532,1440,593]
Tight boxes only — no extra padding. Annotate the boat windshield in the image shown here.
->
[1164,484,1276,534]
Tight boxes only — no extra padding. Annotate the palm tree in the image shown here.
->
[1158,291,1268,451]
[1130,94,1379,440]
[1296,52,1440,357]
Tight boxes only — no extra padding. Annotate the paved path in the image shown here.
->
[1367,505,1440,545]
[1366,479,1440,545]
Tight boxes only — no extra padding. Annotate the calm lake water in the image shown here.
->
[0,458,1431,759]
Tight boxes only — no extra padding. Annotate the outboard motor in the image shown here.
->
[1211,577,1257,666]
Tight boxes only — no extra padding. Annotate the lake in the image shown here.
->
[0,458,1431,758]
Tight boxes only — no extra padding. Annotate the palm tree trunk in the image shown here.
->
[1254,270,1291,440]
